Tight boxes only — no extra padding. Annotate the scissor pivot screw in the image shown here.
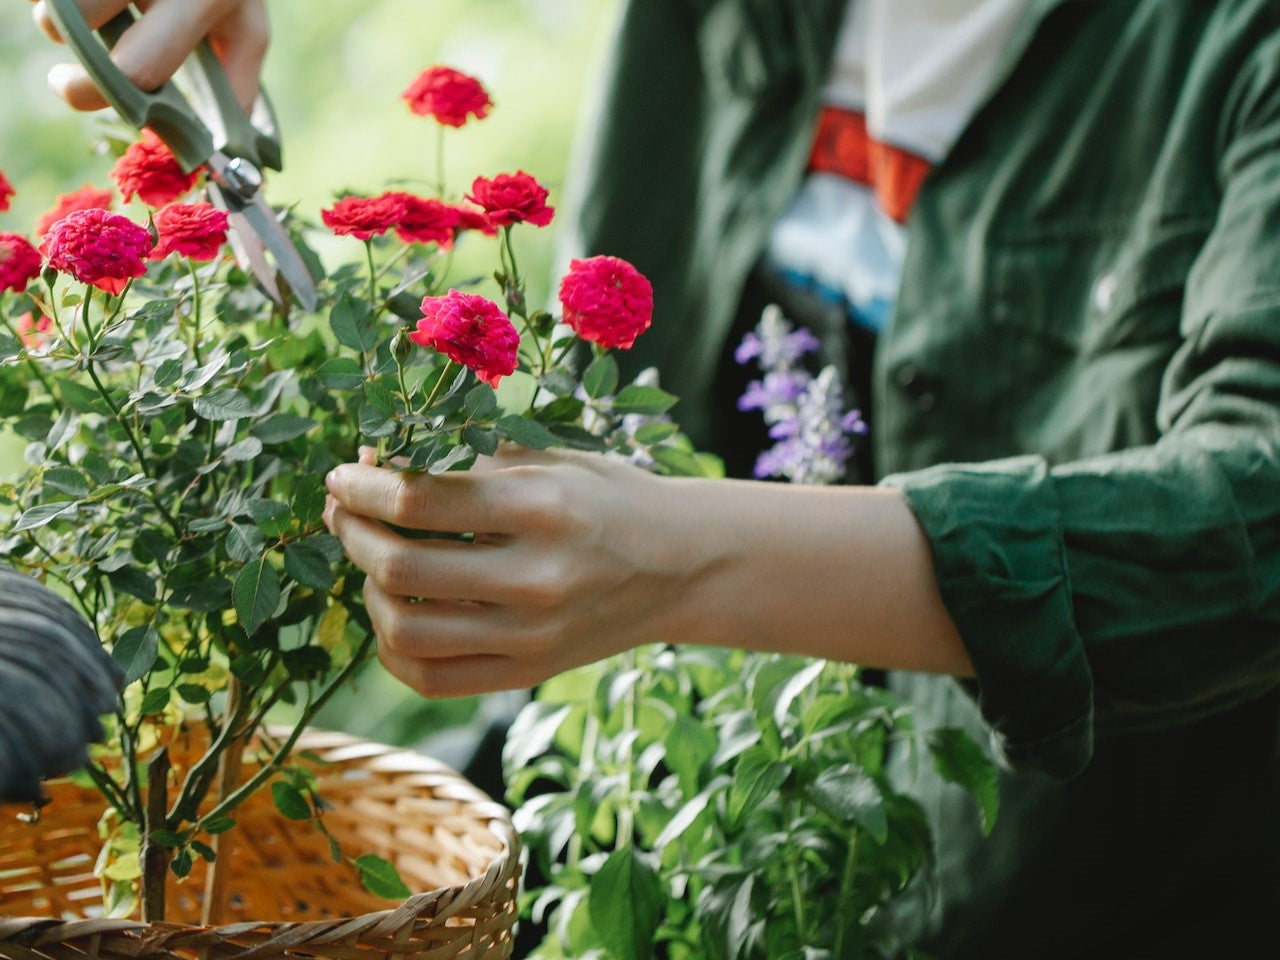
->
[218,157,264,197]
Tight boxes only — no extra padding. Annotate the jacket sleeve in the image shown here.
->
[880,29,1280,781]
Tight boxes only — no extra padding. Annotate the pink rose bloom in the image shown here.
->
[111,130,201,207]
[383,192,460,247]
[35,184,114,237]
[0,232,43,294]
[41,208,153,295]
[402,66,493,127]
[0,169,14,213]
[14,311,52,348]
[322,193,406,240]
[150,202,230,261]
[410,289,520,388]
[466,172,554,228]
[558,255,654,350]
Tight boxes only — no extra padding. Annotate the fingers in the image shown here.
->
[324,501,514,604]
[36,0,268,112]
[377,643,529,700]
[326,460,557,536]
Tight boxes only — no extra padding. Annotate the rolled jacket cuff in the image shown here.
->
[881,456,1094,779]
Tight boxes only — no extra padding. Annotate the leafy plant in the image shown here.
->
[505,311,999,959]
[0,64,708,922]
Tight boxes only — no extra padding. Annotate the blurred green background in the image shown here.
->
[0,0,619,754]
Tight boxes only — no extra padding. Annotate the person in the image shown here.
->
[38,0,1280,955]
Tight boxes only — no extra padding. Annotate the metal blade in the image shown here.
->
[207,180,284,306]
[240,197,319,313]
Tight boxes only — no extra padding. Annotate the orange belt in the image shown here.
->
[807,106,932,224]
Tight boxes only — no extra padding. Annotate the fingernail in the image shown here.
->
[325,469,337,491]
[47,63,76,98]
[322,495,335,531]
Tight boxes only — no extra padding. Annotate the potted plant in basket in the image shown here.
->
[0,62,709,955]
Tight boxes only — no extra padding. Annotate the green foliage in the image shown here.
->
[506,648,998,959]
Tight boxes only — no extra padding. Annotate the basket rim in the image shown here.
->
[0,728,522,958]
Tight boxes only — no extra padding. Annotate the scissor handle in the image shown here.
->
[45,0,280,173]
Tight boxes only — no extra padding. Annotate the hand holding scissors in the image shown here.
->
[39,0,316,312]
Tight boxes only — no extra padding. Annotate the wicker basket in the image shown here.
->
[0,728,520,960]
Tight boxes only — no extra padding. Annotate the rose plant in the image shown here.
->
[0,64,709,924]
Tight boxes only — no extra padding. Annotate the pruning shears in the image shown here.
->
[45,0,318,312]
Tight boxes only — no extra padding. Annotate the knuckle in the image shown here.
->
[390,477,426,526]
[371,545,417,594]
[514,472,569,530]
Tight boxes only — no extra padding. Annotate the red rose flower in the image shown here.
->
[0,169,14,213]
[558,255,654,350]
[321,193,406,240]
[466,172,554,228]
[111,130,201,207]
[150,202,230,261]
[0,232,43,294]
[41,208,153,295]
[451,202,497,238]
[385,192,460,247]
[34,184,114,237]
[410,289,520,388]
[14,311,52,348]
[402,66,493,127]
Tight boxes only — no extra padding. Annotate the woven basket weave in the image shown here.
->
[0,728,520,960]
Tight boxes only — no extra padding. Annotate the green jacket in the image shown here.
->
[564,0,1280,953]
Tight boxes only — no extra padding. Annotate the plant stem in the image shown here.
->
[420,359,456,413]
[82,759,136,823]
[188,261,203,364]
[435,126,446,198]
[831,830,860,959]
[140,748,172,922]
[196,632,376,828]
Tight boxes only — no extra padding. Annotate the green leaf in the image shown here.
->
[355,854,412,900]
[58,379,108,414]
[330,294,378,352]
[502,702,573,772]
[245,498,291,538]
[462,425,499,457]
[191,840,216,862]
[168,578,232,613]
[728,746,790,828]
[153,358,183,389]
[170,849,193,879]
[234,557,280,636]
[43,466,91,498]
[927,728,1000,835]
[251,413,318,444]
[112,625,158,685]
[582,354,619,399]
[284,541,334,590]
[771,659,827,730]
[426,442,476,475]
[203,816,236,835]
[193,388,253,420]
[664,715,717,795]
[177,684,212,704]
[808,764,889,843]
[463,383,498,420]
[12,500,80,532]
[358,402,396,439]
[271,782,312,821]
[318,357,365,390]
[587,846,663,960]
[139,688,170,714]
[653,788,714,852]
[292,474,328,528]
[495,414,558,450]
[613,384,678,416]
[148,829,185,848]
[227,522,264,564]
[221,437,263,463]
[281,645,331,678]
[649,445,705,477]
[632,421,680,446]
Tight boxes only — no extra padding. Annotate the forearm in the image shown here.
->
[656,476,973,676]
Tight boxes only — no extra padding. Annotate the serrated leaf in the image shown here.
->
[43,466,91,498]
[112,625,158,685]
[153,358,183,388]
[234,557,280,635]
[462,425,499,457]
[251,413,317,444]
[808,764,888,843]
[463,383,498,420]
[12,500,80,531]
[245,498,291,538]
[927,728,1000,835]
[426,442,475,475]
[284,541,334,590]
[227,522,264,564]
[587,847,662,960]
[291,474,327,528]
[318,357,365,390]
[271,782,312,821]
[330,294,378,352]
[139,688,170,714]
[495,414,558,450]
[613,384,678,416]
[358,402,396,439]
[193,388,253,420]
[221,436,263,463]
[355,854,412,899]
[316,603,349,652]
[583,354,619,399]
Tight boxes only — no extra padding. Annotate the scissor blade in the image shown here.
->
[239,197,319,313]
[207,181,284,306]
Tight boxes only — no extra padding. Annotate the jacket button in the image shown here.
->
[895,363,939,411]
